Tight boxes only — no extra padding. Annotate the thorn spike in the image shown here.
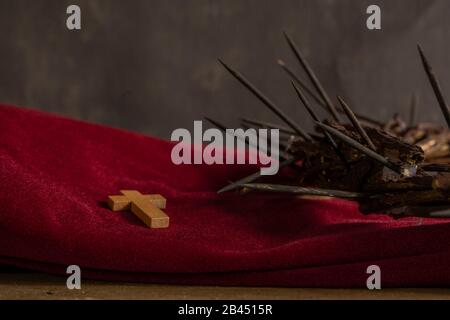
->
[241,118,295,135]
[337,96,377,151]
[277,60,382,127]
[292,82,349,165]
[417,44,450,128]
[240,183,365,198]
[315,122,401,173]
[217,158,296,193]
[205,117,292,160]
[283,32,341,122]
[218,59,312,141]
[291,81,320,122]
[204,116,227,132]
[277,59,326,108]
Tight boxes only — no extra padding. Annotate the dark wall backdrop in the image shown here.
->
[0,0,449,138]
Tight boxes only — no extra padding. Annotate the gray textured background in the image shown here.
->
[0,0,449,138]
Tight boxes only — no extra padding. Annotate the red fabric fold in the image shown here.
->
[1,104,450,287]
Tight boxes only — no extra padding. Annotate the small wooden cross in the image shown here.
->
[107,190,169,228]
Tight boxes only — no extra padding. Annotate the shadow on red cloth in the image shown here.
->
[0,104,450,287]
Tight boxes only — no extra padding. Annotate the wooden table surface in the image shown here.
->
[1,272,450,300]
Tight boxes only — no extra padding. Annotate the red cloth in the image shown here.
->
[1,104,450,287]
